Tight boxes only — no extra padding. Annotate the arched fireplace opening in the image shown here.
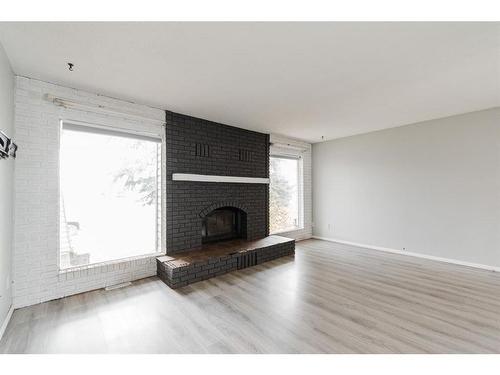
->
[201,206,247,244]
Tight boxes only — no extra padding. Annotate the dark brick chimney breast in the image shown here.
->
[165,111,270,254]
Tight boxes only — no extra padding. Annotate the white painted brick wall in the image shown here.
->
[13,77,166,308]
[270,134,313,241]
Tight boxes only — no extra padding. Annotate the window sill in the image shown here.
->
[59,251,165,274]
[271,226,304,236]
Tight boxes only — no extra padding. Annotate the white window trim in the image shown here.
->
[58,119,166,272]
[269,152,305,235]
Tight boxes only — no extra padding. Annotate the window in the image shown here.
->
[59,122,162,269]
[269,155,302,234]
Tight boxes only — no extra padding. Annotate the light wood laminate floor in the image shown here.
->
[1,239,499,353]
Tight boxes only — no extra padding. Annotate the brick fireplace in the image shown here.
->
[158,110,295,288]
[164,110,271,254]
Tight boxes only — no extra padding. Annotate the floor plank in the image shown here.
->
[1,239,499,353]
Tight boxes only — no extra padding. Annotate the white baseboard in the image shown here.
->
[0,304,14,341]
[312,236,500,273]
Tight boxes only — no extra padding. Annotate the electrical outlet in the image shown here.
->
[402,247,406,251]
[328,223,332,232]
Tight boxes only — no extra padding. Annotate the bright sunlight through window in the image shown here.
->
[269,156,301,234]
[59,122,162,269]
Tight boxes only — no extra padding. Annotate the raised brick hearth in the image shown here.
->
[157,235,295,288]
[160,110,295,289]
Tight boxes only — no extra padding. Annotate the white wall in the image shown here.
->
[270,134,312,241]
[0,42,14,331]
[313,108,500,268]
[13,77,165,308]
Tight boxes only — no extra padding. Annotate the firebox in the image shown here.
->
[201,207,247,244]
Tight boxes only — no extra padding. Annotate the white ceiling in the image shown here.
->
[0,22,498,142]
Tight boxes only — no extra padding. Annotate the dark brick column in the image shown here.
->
[165,111,270,254]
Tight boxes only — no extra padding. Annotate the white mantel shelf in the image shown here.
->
[172,173,270,184]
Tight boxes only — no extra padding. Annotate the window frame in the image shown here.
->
[58,119,165,271]
[269,153,304,235]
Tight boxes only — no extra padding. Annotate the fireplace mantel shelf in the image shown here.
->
[172,173,270,184]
